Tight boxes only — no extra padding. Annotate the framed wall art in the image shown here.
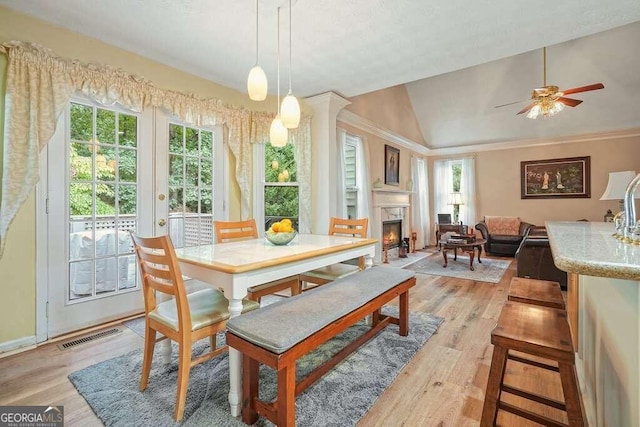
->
[521,156,591,199]
[384,145,400,186]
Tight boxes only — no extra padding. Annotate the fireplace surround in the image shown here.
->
[372,190,412,260]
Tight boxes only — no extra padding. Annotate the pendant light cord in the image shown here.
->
[277,7,281,114]
[288,0,292,92]
[255,0,259,65]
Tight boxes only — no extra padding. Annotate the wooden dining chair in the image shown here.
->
[299,217,368,291]
[213,219,301,302]
[130,233,259,421]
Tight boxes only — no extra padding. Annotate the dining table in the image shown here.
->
[173,233,377,417]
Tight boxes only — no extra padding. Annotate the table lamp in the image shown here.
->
[600,171,638,214]
[448,192,464,223]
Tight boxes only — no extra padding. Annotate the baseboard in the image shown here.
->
[0,335,37,358]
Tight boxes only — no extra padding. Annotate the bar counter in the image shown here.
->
[546,221,639,427]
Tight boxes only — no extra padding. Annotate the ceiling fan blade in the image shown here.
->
[516,103,537,115]
[556,97,583,107]
[561,83,604,96]
[495,99,528,108]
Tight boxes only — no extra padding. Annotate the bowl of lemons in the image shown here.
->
[265,219,297,245]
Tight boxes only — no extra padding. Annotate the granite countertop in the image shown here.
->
[546,221,640,281]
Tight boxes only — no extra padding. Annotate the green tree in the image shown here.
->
[265,143,298,219]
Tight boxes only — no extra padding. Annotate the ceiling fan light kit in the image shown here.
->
[496,47,604,119]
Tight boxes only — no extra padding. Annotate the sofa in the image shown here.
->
[515,228,567,290]
[474,216,533,257]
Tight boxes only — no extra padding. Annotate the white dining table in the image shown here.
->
[174,233,377,417]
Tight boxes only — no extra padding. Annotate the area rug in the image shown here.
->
[404,252,511,283]
[70,308,443,427]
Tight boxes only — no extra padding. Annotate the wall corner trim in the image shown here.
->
[337,109,430,155]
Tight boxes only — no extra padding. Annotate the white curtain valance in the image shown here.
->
[0,41,312,256]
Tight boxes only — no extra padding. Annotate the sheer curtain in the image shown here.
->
[459,157,477,227]
[433,159,453,220]
[355,136,371,236]
[411,156,430,248]
[336,130,347,218]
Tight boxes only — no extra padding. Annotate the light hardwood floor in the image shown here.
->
[0,253,569,426]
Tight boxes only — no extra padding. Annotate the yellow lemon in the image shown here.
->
[280,224,293,233]
[281,218,292,225]
[272,222,281,232]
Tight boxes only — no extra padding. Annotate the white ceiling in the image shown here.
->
[2,0,640,148]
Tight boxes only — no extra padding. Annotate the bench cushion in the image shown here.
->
[226,266,415,354]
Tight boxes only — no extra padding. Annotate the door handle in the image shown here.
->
[158,219,167,227]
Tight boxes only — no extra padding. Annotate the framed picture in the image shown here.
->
[384,145,400,186]
[521,156,591,199]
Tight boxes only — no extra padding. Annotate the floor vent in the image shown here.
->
[57,327,122,350]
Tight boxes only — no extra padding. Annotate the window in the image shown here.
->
[255,142,299,231]
[344,135,358,219]
[167,123,215,247]
[434,158,476,226]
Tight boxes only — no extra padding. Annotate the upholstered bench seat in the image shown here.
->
[227,266,415,354]
[226,266,416,426]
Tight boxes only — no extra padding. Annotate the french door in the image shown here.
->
[44,101,226,338]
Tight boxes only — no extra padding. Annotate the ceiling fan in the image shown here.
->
[495,47,604,119]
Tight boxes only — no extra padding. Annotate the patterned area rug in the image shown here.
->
[405,252,511,283]
[70,308,443,427]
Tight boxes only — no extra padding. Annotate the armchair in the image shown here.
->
[475,216,533,257]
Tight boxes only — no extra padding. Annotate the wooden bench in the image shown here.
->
[226,266,416,426]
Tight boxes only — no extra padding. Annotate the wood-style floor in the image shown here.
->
[0,252,568,426]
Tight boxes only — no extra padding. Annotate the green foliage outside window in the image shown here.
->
[265,143,298,218]
[69,103,138,216]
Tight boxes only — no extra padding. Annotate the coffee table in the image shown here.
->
[440,238,487,271]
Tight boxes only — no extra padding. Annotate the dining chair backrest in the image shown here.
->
[328,217,368,238]
[130,233,191,331]
[214,219,259,243]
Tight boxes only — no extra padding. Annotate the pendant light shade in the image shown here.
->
[281,91,300,128]
[247,65,268,101]
[247,0,267,101]
[270,115,288,147]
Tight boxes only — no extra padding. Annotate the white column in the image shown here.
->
[304,92,350,234]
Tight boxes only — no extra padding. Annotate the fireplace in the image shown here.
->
[382,220,402,249]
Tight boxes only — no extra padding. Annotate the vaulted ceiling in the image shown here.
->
[2,0,640,148]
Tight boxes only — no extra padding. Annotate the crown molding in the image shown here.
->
[428,127,640,156]
[337,109,429,155]
[337,108,640,157]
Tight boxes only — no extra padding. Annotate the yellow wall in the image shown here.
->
[0,6,271,343]
[429,136,640,228]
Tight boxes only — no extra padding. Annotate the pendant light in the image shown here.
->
[270,7,288,147]
[247,0,268,101]
[280,0,301,128]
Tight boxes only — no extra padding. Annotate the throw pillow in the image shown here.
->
[484,216,521,236]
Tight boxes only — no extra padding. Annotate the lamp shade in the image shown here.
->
[270,115,288,147]
[448,192,464,205]
[247,65,268,101]
[280,93,300,128]
[600,171,639,200]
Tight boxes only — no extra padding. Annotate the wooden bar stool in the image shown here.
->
[508,277,565,310]
[481,301,584,427]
